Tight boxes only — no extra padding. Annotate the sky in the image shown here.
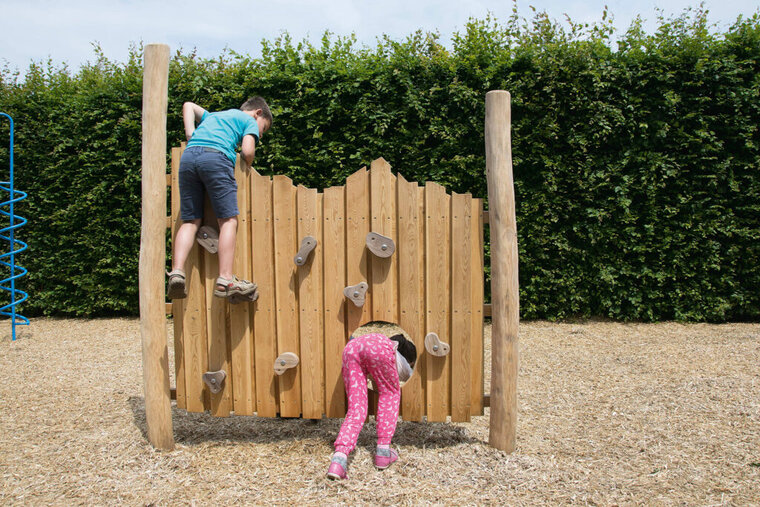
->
[1,0,758,72]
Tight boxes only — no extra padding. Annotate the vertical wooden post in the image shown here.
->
[139,43,174,450]
[485,90,518,453]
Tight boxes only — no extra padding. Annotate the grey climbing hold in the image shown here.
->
[294,236,318,266]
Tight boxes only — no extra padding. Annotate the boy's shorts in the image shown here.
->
[179,146,238,220]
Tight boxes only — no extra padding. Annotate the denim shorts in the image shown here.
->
[179,146,238,220]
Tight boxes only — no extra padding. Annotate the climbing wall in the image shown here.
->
[170,146,485,422]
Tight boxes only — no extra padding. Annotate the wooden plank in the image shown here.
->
[345,167,371,333]
[251,173,278,417]
[170,147,185,410]
[450,193,472,422]
[323,186,347,418]
[273,175,301,417]
[369,158,397,323]
[484,304,492,317]
[297,186,324,419]
[471,198,485,415]
[396,174,424,422]
[229,159,255,415]
[171,146,208,414]
[203,198,231,416]
[425,182,451,421]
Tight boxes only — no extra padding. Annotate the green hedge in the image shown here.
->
[0,8,758,320]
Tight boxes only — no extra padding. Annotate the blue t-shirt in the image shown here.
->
[186,109,260,165]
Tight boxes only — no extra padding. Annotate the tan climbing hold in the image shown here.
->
[366,232,395,258]
[196,225,219,254]
[425,332,450,357]
[274,352,299,375]
[343,282,368,307]
[202,370,226,394]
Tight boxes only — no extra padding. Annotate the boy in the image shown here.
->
[167,97,272,300]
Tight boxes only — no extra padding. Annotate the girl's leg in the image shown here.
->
[369,342,401,447]
[333,349,368,455]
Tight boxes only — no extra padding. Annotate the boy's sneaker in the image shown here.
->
[374,448,398,470]
[214,276,257,299]
[326,456,347,480]
[167,269,187,299]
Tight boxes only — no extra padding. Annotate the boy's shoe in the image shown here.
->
[214,276,257,299]
[166,269,187,299]
[196,225,219,254]
[326,456,347,480]
[374,448,398,470]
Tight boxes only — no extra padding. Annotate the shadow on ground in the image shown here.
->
[129,396,482,449]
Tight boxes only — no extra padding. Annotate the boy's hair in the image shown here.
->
[389,334,417,368]
[241,96,273,125]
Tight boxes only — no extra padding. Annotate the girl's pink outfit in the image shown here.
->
[333,333,401,455]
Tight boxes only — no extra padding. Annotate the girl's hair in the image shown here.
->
[389,334,417,368]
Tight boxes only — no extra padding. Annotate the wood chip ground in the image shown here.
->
[1,318,758,505]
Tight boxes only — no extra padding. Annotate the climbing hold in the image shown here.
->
[202,370,227,394]
[196,225,219,254]
[366,232,395,258]
[274,352,299,375]
[343,282,368,307]
[424,332,450,357]
[294,236,318,266]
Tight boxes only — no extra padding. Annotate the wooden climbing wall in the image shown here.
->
[170,146,485,422]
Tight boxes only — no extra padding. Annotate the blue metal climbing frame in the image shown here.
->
[0,113,29,341]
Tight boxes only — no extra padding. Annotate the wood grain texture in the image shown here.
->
[229,160,254,415]
[273,175,301,417]
[424,182,451,422]
[139,43,174,449]
[450,193,472,422]
[486,90,519,452]
[170,147,186,410]
[297,185,324,419]
[471,198,485,415]
[323,186,347,418]
[396,174,424,421]
[369,158,397,323]
[251,173,278,417]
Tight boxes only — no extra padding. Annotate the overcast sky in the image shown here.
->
[1,0,758,72]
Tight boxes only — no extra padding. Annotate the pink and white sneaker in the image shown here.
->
[374,448,398,470]
[326,456,347,480]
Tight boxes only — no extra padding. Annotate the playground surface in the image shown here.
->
[1,318,758,505]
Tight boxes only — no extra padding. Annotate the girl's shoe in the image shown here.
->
[167,269,187,299]
[374,448,398,470]
[326,456,347,480]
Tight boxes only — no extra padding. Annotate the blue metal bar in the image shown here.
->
[0,112,29,341]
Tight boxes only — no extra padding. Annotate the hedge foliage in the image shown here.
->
[0,6,758,320]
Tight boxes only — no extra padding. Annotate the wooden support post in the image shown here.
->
[485,90,518,453]
[139,43,174,450]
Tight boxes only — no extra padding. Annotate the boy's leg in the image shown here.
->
[172,219,202,272]
[216,216,237,281]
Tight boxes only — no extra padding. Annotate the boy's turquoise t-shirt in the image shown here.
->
[186,109,260,165]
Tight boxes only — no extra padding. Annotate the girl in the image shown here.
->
[327,332,417,480]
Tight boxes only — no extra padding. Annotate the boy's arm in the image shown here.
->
[240,134,256,166]
[182,102,206,141]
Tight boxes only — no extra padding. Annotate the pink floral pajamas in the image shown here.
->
[334,333,400,455]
